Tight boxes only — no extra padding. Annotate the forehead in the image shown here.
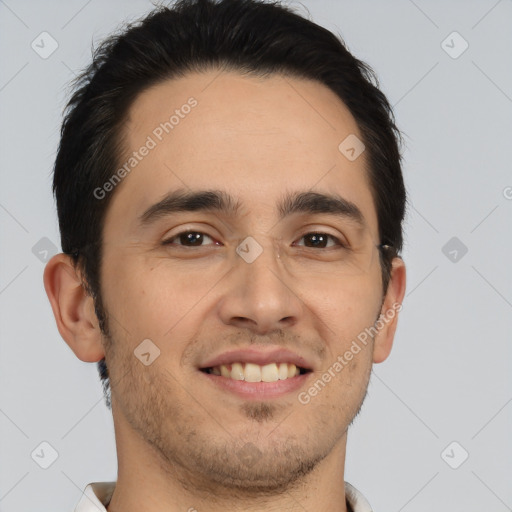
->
[105,70,378,238]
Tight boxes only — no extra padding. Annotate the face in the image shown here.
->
[98,70,389,494]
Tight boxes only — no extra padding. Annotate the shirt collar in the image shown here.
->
[345,481,373,511]
[74,481,373,511]
[74,482,115,512]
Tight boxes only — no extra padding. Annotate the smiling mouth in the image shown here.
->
[200,362,311,382]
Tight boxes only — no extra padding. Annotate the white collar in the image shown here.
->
[74,480,373,511]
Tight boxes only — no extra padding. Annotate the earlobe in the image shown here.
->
[43,253,105,362]
[372,257,406,363]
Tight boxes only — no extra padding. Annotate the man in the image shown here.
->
[43,0,407,510]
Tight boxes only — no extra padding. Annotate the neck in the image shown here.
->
[106,408,350,512]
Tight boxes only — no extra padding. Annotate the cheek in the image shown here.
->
[101,253,223,340]
[307,273,381,338]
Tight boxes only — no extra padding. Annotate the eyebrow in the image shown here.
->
[138,188,366,228]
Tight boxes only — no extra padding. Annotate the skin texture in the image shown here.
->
[44,70,406,512]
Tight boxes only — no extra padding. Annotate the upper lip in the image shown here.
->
[200,347,314,371]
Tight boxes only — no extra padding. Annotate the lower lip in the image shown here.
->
[199,370,312,400]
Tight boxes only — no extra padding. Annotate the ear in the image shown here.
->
[372,257,406,363]
[43,253,105,362]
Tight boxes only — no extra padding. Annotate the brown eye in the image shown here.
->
[162,231,216,247]
[295,232,345,249]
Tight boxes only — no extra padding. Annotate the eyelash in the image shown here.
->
[161,230,348,250]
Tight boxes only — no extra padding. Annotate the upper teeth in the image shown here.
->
[208,362,301,382]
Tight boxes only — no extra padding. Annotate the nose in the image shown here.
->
[216,237,303,335]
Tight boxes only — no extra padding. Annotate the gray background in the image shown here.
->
[1,0,511,510]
